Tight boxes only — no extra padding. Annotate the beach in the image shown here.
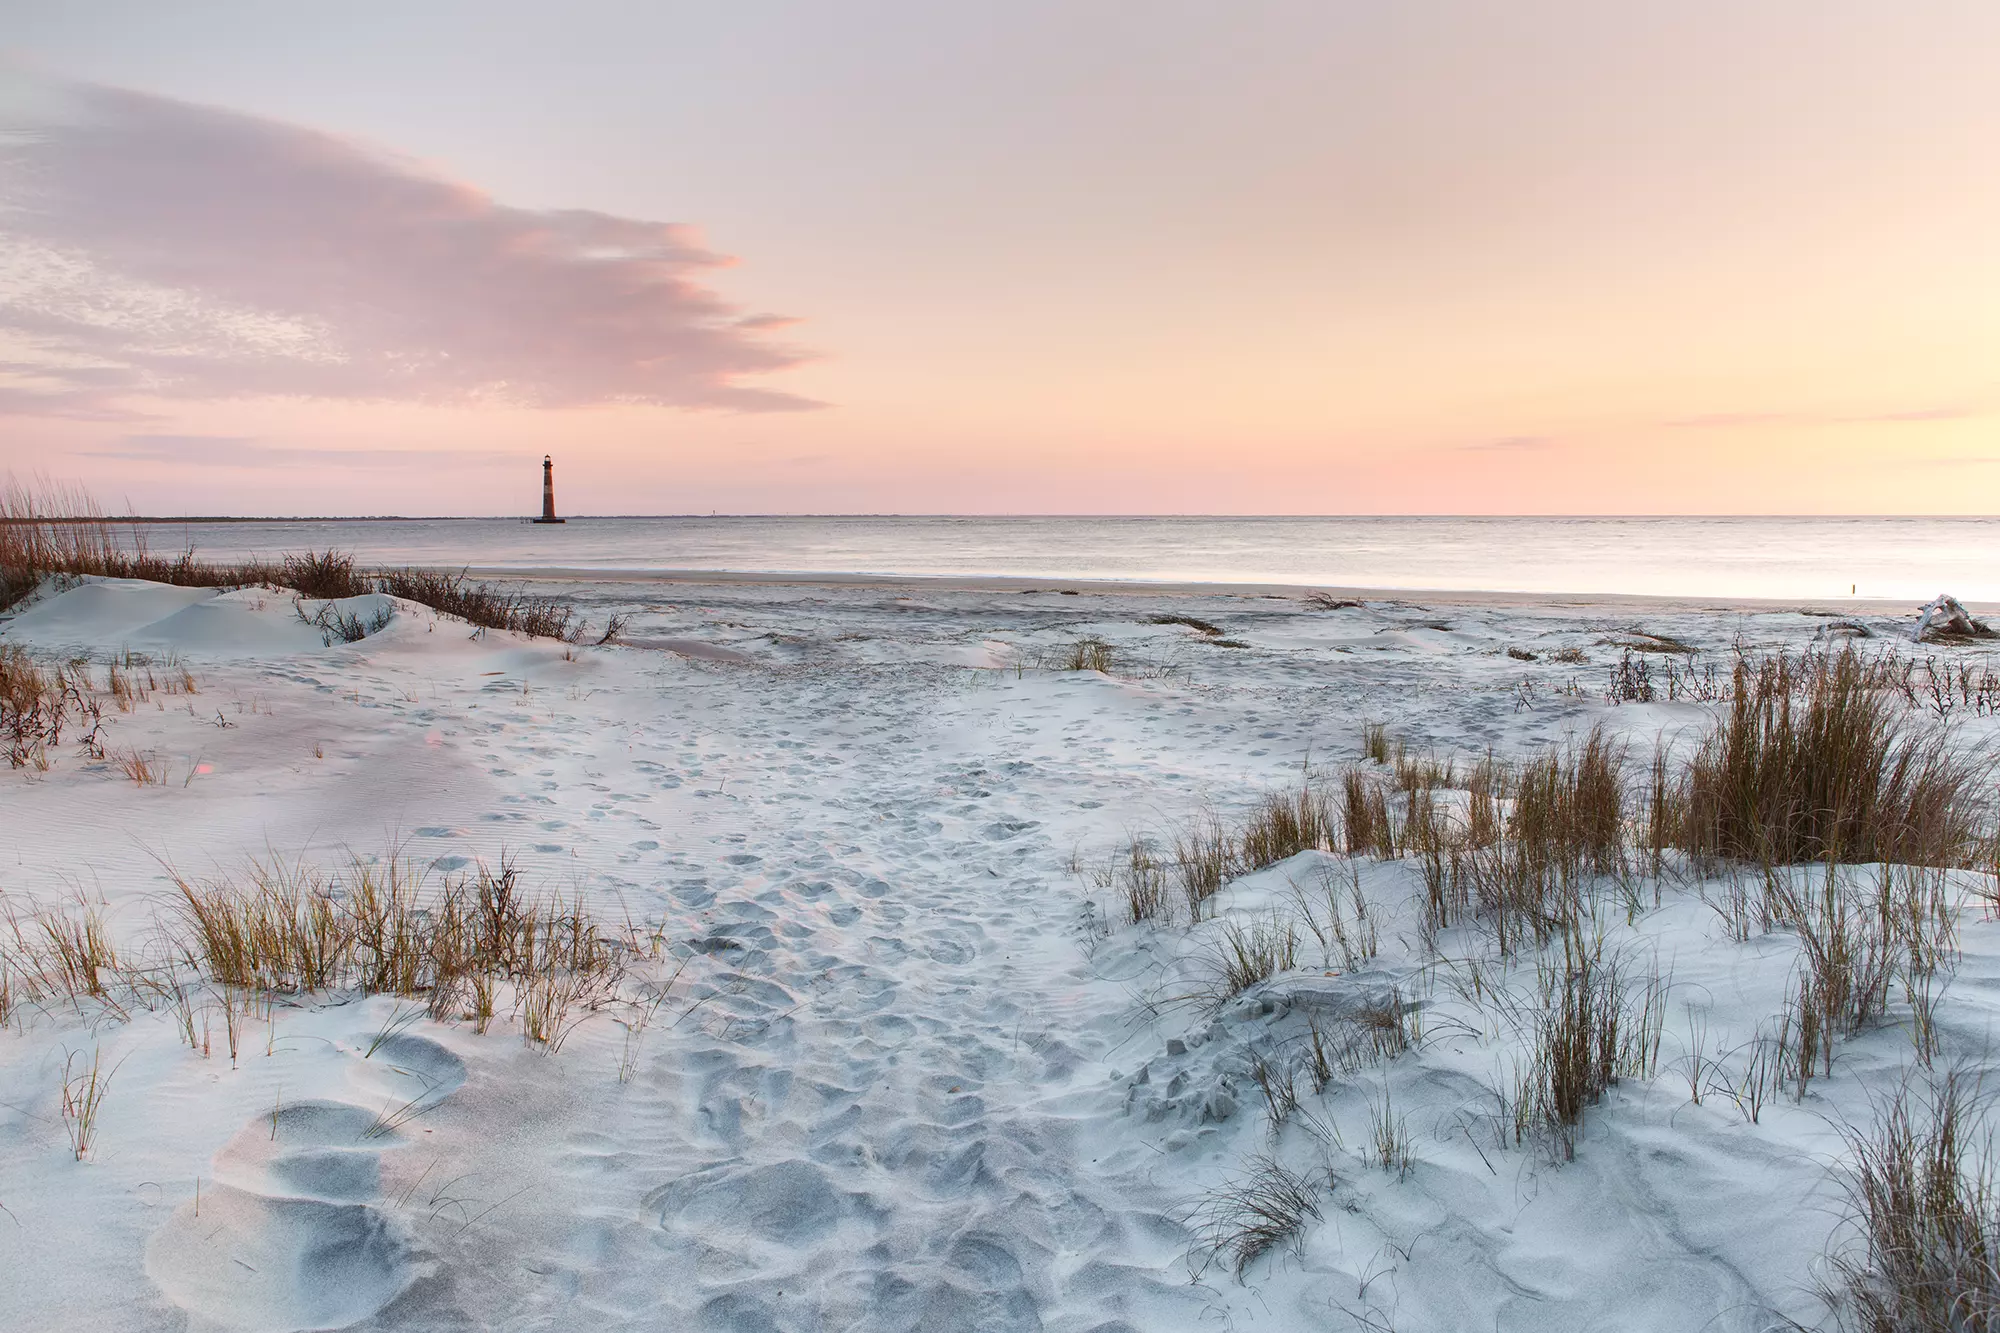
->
[3,572,1998,1331]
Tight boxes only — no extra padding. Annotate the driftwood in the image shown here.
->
[1813,620,1875,642]
[1912,594,1993,643]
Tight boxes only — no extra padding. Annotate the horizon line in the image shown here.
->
[27,512,2000,523]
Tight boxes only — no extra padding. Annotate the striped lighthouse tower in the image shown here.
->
[533,454,565,524]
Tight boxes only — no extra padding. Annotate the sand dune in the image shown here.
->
[2,575,1994,1331]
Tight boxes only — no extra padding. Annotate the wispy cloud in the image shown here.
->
[0,74,817,418]
[79,434,505,468]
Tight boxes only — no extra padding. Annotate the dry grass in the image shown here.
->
[1102,838,1169,925]
[0,646,99,769]
[0,478,282,608]
[60,1046,115,1160]
[1,895,128,1016]
[1361,722,1392,765]
[1435,727,1631,955]
[1173,814,1235,920]
[1341,770,1395,859]
[1241,782,1338,869]
[1207,916,1300,1002]
[1672,648,1988,868]
[117,749,165,785]
[375,566,584,641]
[1394,747,1457,793]
[1,480,595,640]
[1823,1071,2000,1332]
[1291,860,1379,972]
[1509,935,1664,1160]
[1057,637,1115,673]
[1191,1154,1324,1277]
[280,549,368,600]
[1369,1085,1415,1179]
[169,855,633,1048]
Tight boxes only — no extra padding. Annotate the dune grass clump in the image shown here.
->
[375,566,581,641]
[1508,934,1664,1161]
[60,1046,116,1160]
[0,894,129,1020]
[1056,637,1115,673]
[1173,814,1236,920]
[1673,648,1988,868]
[1240,782,1338,869]
[1824,1071,2000,1332]
[1207,916,1301,1003]
[1192,1155,1324,1277]
[1360,722,1392,765]
[0,479,282,608]
[1416,727,1630,954]
[2,480,594,641]
[170,856,631,1048]
[1103,838,1170,925]
[1341,770,1395,859]
[280,549,367,600]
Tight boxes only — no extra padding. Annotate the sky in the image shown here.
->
[2,1,1998,516]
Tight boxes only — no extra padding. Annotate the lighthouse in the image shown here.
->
[533,454,566,524]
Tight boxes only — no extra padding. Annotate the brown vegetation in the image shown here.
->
[170,856,629,1048]
[2,480,603,641]
[1669,649,1987,868]
[1824,1072,2000,1332]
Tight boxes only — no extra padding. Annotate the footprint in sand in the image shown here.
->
[144,1035,464,1332]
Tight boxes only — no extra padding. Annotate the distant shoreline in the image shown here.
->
[7,513,1996,524]
[469,565,1958,615]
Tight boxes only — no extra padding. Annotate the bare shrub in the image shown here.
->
[0,646,97,769]
[1148,614,1222,636]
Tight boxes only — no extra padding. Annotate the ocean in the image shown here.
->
[120,514,2000,603]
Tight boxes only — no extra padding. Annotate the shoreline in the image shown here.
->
[468,564,1961,615]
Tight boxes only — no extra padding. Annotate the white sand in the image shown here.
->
[1,575,1994,1331]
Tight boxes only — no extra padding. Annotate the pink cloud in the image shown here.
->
[0,76,817,415]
